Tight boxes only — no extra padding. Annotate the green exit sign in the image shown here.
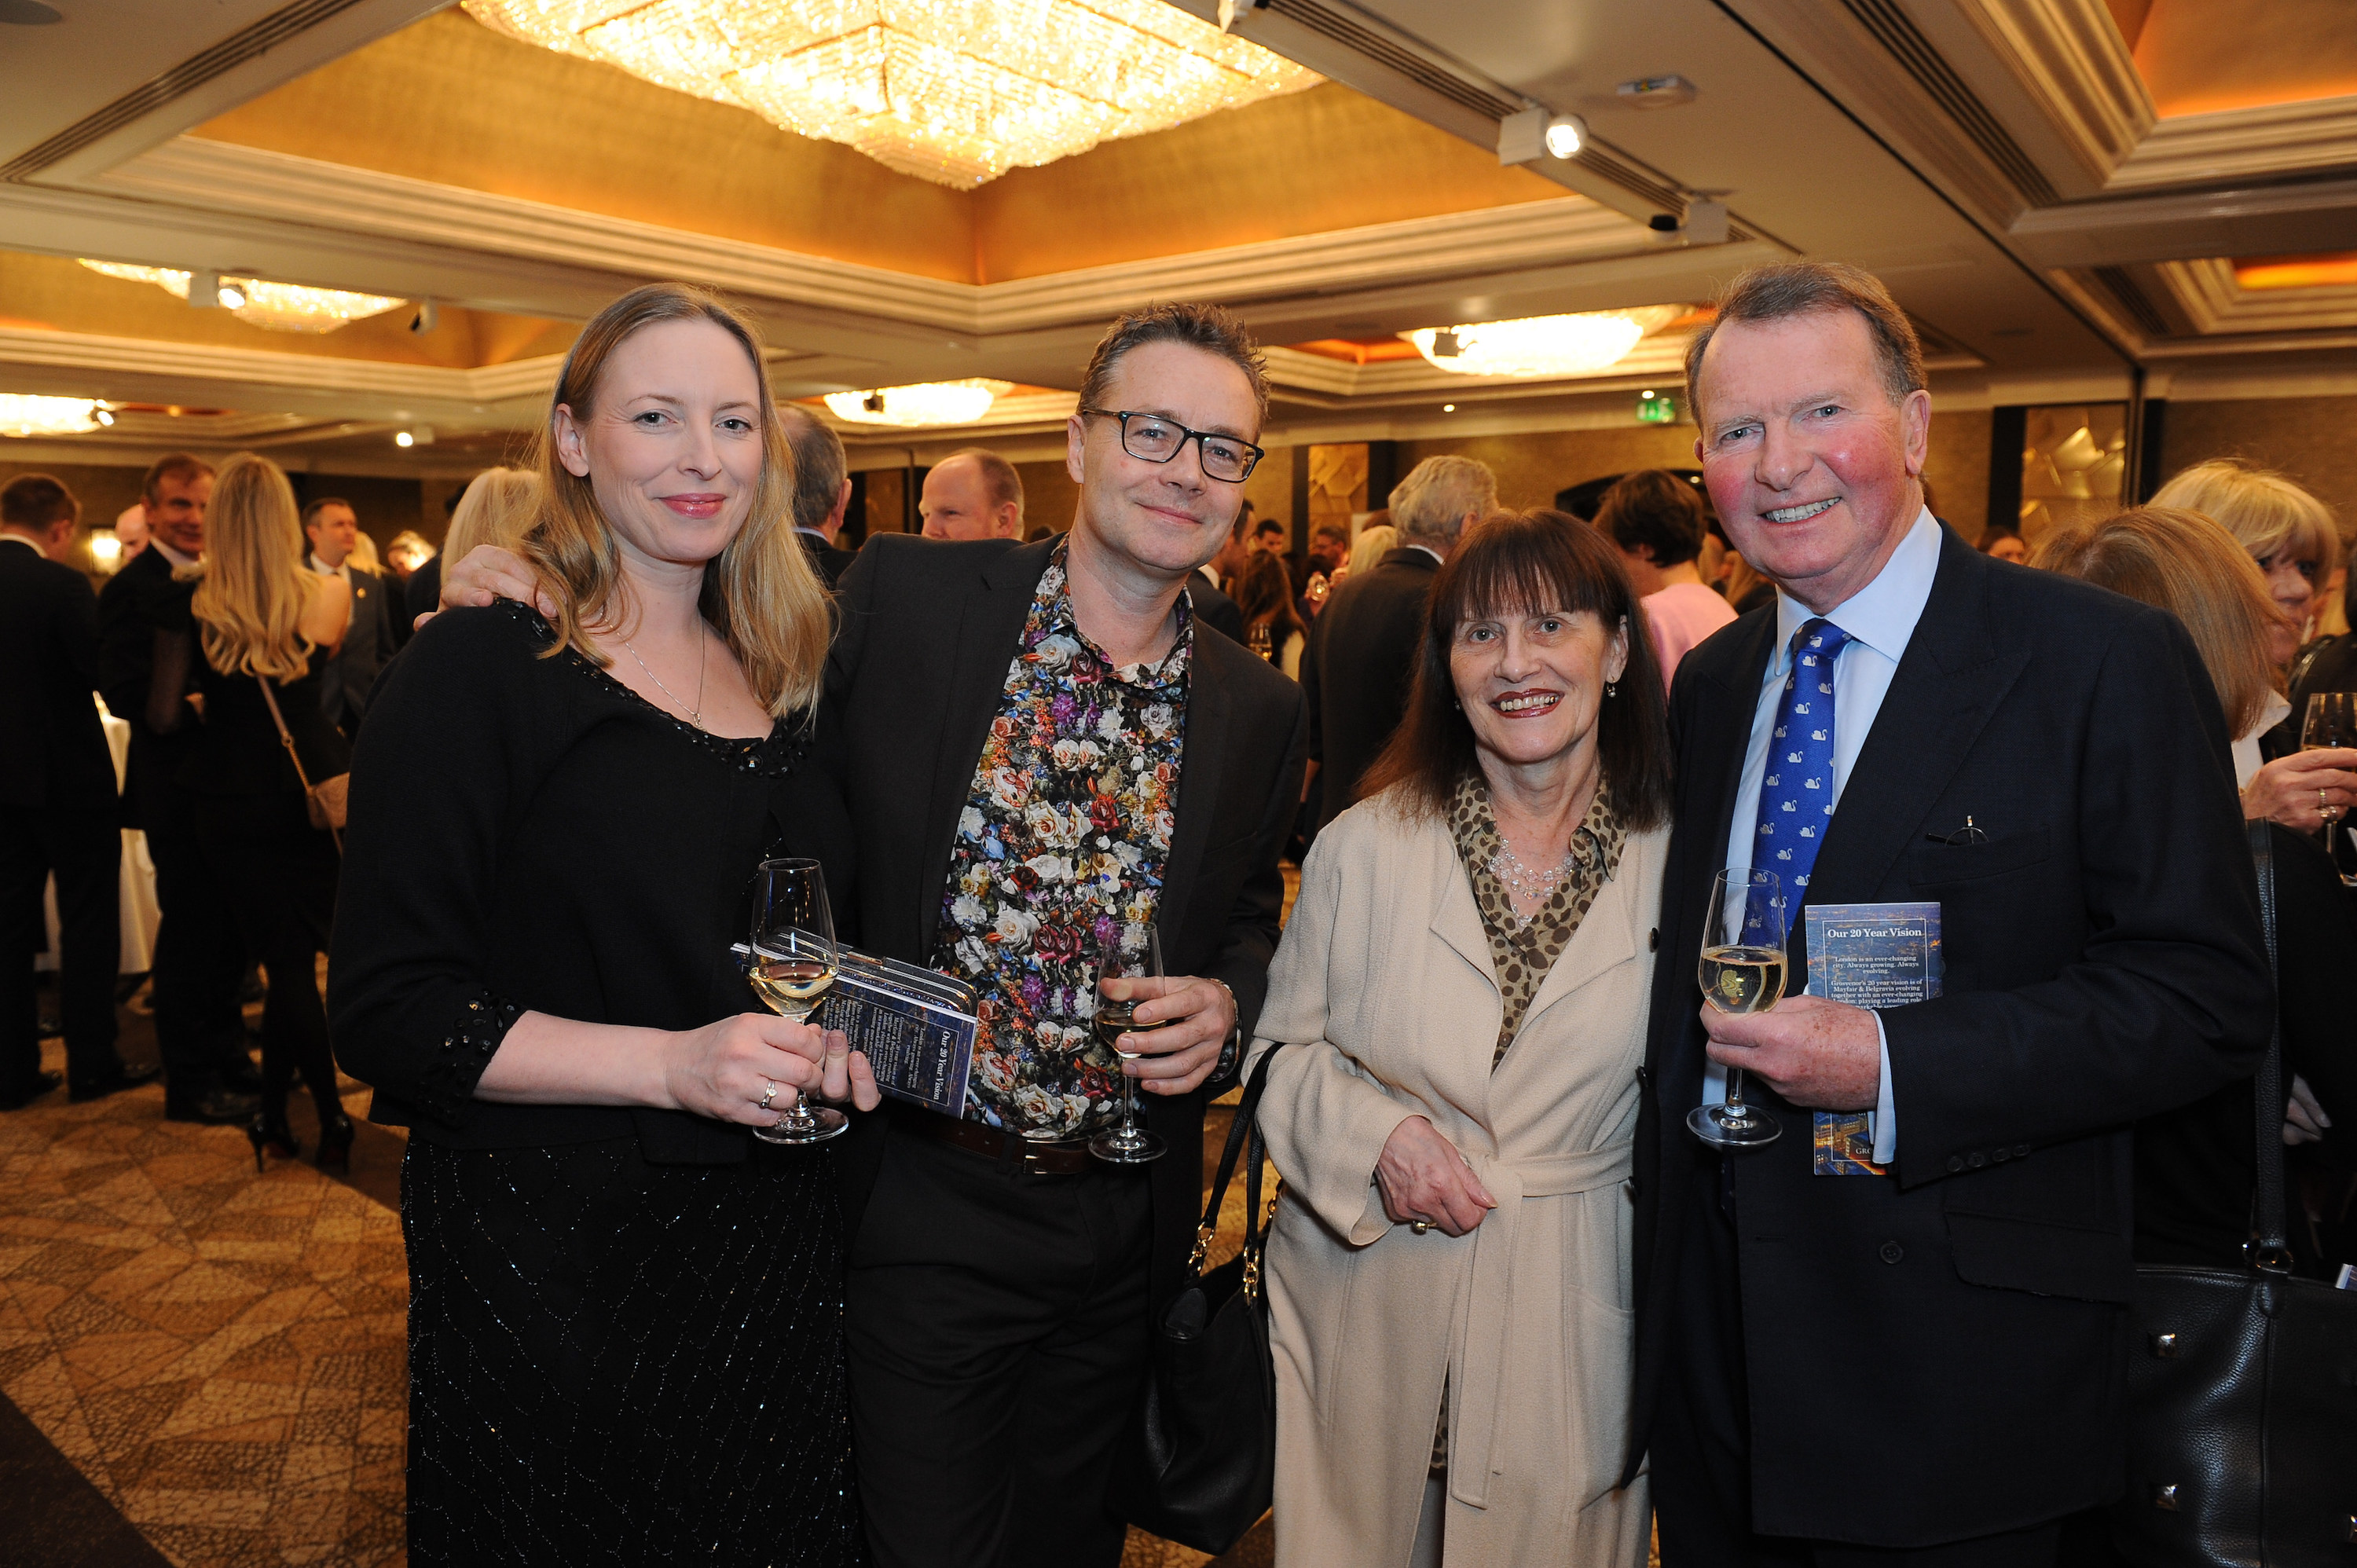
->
[1637,391,1679,424]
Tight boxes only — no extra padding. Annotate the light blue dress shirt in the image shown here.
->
[1703,507,1942,1163]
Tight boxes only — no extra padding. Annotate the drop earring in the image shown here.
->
[1605,680,1619,698]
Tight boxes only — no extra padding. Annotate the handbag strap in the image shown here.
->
[2245,819,2293,1273]
[254,675,317,795]
[1186,1042,1285,1280]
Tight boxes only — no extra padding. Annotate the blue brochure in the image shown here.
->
[732,944,980,1119]
[1803,902,1941,1176]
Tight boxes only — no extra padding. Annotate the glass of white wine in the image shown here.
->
[1089,926,1169,1165]
[1686,866,1787,1149]
[2302,691,2357,830]
[746,856,847,1145]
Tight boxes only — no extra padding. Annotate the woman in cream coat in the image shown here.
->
[1249,511,1673,1567]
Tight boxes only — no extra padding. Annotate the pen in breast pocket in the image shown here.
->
[1928,816,1987,846]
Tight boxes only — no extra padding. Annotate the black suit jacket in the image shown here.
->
[97,544,199,831]
[796,529,857,589]
[1299,545,1438,829]
[0,540,117,814]
[1191,567,1244,644]
[828,534,1307,1307]
[1628,529,2272,1542]
[317,563,398,731]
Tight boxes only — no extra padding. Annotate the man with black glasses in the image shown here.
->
[829,303,1303,1566]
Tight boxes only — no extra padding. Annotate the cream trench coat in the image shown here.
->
[1248,791,1663,1568]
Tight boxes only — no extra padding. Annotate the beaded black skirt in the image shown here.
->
[401,1137,863,1566]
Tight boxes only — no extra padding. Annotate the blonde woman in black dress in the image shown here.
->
[331,283,878,1565]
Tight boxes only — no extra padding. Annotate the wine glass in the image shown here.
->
[1686,867,1787,1149]
[2301,692,2357,828]
[1089,925,1168,1165]
[746,857,847,1145]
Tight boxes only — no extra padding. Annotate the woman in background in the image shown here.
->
[2154,458,2337,674]
[1344,520,1398,582]
[2037,507,2352,1274]
[402,467,541,630]
[149,454,354,1171]
[1254,511,1670,1567]
[1596,467,1736,688]
[1233,547,1307,677]
[1978,526,2028,563]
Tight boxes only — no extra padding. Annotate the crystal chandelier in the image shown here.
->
[1406,307,1687,379]
[823,379,1009,427]
[0,395,109,438]
[464,0,1319,188]
[78,261,405,334]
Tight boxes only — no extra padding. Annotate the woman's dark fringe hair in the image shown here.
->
[1357,508,1672,831]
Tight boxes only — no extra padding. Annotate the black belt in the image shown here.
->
[900,1105,1094,1176]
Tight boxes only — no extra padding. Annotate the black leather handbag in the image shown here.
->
[1106,1043,1284,1555]
[2112,822,2357,1566]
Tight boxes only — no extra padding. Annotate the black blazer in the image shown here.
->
[828,534,1307,1307]
[1190,567,1245,643]
[317,563,398,731]
[797,529,857,588]
[0,540,117,814]
[1299,545,1439,829]
[97,544,198,830]
[1628,529,2273,1543]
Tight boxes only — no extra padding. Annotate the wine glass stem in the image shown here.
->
[1724,1066,1750,1118]
[1120,1061,1139,1133]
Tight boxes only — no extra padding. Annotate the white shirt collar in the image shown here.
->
[150,537,195,569]
[1408,543,1444,565]
[0,532,42,555]
[310,552,350,580]
[1771,507,1941,670]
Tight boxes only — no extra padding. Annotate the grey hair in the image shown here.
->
[1389,456,1499,546]
[778,404,849,532]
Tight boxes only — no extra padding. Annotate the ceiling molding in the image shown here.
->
[2007,174,2357,268]
[2152,258,2357,335]
[0,321,563,412]
[2109,97,2357,192]
[1945,0,2150,185]
[81,136,1670,341]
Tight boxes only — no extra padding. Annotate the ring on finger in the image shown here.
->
[1410,1219,1431,1235]
[757,1079,779,1112]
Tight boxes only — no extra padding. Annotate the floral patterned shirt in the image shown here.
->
[931,546,1191,1138]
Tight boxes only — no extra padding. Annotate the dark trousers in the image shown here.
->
[192,798,339,1124]
[0,808,120,1092]
[142,810,250,1091]
[1653,1160,2065,1568]
[846,1124,1153,1568]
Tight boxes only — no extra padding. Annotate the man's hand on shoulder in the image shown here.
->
[434,545,555,622]
[1702,993,1880,1110]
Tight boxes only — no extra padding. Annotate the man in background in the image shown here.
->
[1298,453,1495,830]
[0,475,156,1109]
[97,453,257,1125]
[303,497,398,735]
[918,447,1025,541]
[779,404,858,586]
[1600,468,1739,687]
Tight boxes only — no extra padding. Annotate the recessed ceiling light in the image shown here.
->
[394,430,415,448]
[1442,404,1455,412]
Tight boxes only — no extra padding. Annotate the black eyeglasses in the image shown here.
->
[1080,407,1265,483]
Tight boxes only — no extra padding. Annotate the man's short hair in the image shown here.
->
[141,452,213,506]
[945,447,1025,522]
[1252,516,1284,540]
[301,496,354,533]
[1389,456,1498,546]
[778,404,849,531]
[1683,262,1926,425]
[1077,302,1269,427]
[1312,522,1350,546]
[1596,469,1708,568]
[1,473,78,530]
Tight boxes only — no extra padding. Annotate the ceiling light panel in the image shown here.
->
[1403,307,1686,379]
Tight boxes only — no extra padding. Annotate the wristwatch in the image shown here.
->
[1209,978,1244,1082]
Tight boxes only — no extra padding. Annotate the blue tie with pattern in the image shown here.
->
[1750,617,1853,1149]
[1750,617,1851,931]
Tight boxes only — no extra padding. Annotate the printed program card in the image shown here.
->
[1804,903,1941,1176]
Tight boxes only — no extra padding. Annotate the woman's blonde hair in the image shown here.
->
[346,528,382,574]
[446,467,541,563]
[1347,523,1397,578]
[525,282,829,716]
[2150,458,2340,580]
[185,452,324,681]
[2033,506,2278,738]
